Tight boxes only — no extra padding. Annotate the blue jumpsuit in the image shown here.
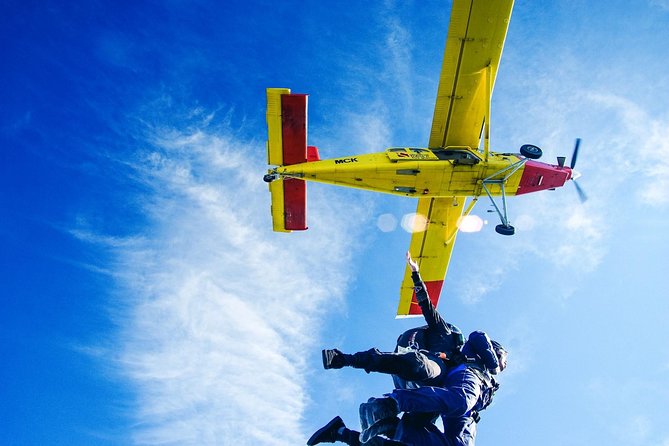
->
[388,364,493,446]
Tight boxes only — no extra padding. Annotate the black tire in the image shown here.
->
[495,224,515,236]
[263,174,275,183]
[520,144,542,159]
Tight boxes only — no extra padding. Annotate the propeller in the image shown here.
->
[570,138,581,169]
[568,138,587,202]
[573,179,587,203]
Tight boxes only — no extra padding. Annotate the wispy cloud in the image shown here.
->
[650,0,669,11]
[450,49,669,302]
[77,110,370,445]
[586,92,669,206]
[585,374,669,446]
[381,14,414,119]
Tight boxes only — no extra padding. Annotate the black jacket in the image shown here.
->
[395,271,464,359]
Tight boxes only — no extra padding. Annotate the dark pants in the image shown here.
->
[339,427,405,446]
[350,348,444,383]
[342,415,455,446]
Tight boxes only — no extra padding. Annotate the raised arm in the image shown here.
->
[406,251,451,335]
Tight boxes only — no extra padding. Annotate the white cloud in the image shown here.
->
[584,374,669,446]
[586,92,669,206]
[344,104,393,153]
[454,84,669,302]
[79,117,370,445]
[382,15,414,116]
[456,266,507,305]
[651,0,669,11]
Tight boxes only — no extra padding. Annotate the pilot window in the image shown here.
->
[432,150,480,164]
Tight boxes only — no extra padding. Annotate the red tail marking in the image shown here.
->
[307,145,320,162]
[281,94,308,166]
[283,178,307,230]
[408,280,444,315]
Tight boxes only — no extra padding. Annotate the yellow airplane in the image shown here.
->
[263,0,582,317]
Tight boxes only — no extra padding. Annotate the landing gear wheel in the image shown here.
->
[520,144,542,159]
[495,224,515,236]
[263,174,276,183]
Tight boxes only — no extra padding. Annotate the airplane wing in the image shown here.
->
[429,0,515,150]
[396,0,514,317]
[397,196,466,316]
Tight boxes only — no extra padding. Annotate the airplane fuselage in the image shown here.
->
[273,146,572,199]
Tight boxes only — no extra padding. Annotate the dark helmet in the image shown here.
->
[491,340,507,372]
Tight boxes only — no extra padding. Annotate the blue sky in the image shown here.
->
[2,1,669,445]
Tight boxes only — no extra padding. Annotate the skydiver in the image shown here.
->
[308,252,507,445]
[392,251,465,390]
[307,340,506,446]
[321,252,503,387]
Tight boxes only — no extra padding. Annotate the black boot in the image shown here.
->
[307,416,345,445]
[322,349,353,369]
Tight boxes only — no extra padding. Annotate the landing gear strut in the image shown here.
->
[482,144,541,236]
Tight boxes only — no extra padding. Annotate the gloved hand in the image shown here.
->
[406,251,419,272]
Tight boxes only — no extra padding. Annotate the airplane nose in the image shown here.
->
[571,169,582,181]
[516,160,572,195]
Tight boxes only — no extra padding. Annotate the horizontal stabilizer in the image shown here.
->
[266,88,310,232]
[281,94,308,165]
[266,88,308,166]
[266,88,289,166]
[269,178,307,232]
[283,178,307,230]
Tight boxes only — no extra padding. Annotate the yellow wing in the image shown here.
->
[429,0,514,150]
[396,0,514,317]
[397,196,466,316]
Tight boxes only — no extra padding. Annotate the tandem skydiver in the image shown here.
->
[307,350,504,446]
[307,252,507,446]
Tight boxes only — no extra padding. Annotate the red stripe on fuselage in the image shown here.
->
[408,280,444,316]
[516,161,572,195]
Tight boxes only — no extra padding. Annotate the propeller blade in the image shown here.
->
[573,180,587,203]
[570,138,581,169]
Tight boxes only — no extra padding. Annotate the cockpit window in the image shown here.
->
[432,149,480,164]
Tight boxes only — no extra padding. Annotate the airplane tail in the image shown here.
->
[266,88,320,232]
